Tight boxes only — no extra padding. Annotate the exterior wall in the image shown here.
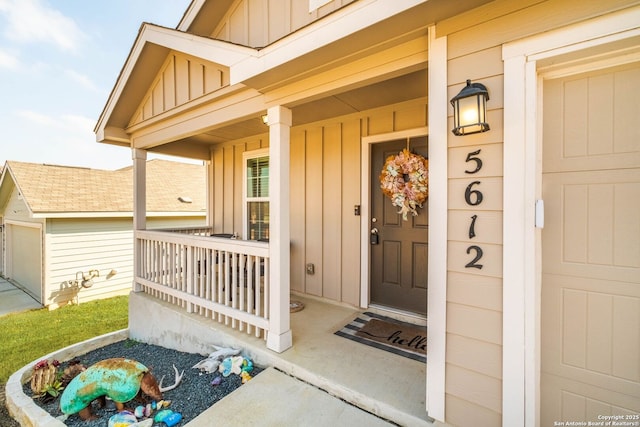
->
[4,187,34,223]
[45,218,131,307]
[210,98,427,307]
[45,216,205,308]
[130,52,230,127]
[438,0,640,425]
[211,0,356,47]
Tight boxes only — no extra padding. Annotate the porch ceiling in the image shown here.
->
[149,67,427,156]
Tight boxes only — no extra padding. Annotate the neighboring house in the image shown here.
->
[93,1,640,426]
[0,160,206,309]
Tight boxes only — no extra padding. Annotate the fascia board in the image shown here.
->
[177,0,205,32]
[32,212,206,219]
[32,212,133,219]
[143,24,256,66]
[230,0,426,85]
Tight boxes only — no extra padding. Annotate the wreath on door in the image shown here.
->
[379,148,429,220]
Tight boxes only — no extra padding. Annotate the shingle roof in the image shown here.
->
[3,159,206,215]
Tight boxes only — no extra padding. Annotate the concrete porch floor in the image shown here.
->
[270,295,431,426]
[130,293,434,426]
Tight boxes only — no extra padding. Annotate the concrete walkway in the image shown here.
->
[188,367,395,426]
[0,277,41,317]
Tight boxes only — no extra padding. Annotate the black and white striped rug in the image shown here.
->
[334,312,426,363]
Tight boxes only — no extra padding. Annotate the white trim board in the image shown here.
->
[502,6,640,427]
[426,26,447,423]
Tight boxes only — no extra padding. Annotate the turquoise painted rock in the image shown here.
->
[241,358,254,373]
[154,409,174,423]
[60,358,150,415]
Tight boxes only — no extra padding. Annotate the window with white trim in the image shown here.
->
[243,149,269,241]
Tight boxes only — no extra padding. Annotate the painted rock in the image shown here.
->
[134,406,145,418]
[154,409,174,423]
[60,358,150,415]
[219,356,243,377]
[108,411,138,427]
[241,358,254,373]
[241,371,252,384]
[211,376,222,386]
[163,412,183,427]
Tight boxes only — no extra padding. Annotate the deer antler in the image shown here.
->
[159,364,184,392]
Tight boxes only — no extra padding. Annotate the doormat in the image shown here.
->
[334,312,426,363]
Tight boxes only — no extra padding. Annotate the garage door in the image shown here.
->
[540,62,640,424]
[8,223,43,301]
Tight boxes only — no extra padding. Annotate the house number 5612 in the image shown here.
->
[464,149,484,270]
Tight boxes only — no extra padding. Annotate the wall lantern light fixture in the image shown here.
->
[450,79,490,136]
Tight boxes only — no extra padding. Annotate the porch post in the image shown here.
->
[266,105,293,353]
[132,148,147,292]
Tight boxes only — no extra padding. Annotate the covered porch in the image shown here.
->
[97,1,436,355]
[127,290,431,426]
[93,0,440,421]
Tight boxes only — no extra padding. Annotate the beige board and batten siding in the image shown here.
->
[209,99,427,307]
[211,0,356,48]
[129,51,230,128]
[440,0,640,425]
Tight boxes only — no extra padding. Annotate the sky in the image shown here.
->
[0,0,197,170]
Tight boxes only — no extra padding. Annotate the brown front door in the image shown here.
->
[370,137,428,315]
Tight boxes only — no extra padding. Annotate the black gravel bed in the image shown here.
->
[22,339,262,426]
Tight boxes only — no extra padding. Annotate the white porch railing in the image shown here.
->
[135,229,270,338]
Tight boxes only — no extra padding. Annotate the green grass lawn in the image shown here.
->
[0,295,128,383]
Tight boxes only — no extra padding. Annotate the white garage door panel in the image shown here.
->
[541,373,640,422]
[543,65,640,173]
[542,274,640,393]
[10,224,42,300]
[541,61,640,423]
[542,169,640,282]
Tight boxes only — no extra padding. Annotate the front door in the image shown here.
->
[370,137,428,315]
[540,62,640,423]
